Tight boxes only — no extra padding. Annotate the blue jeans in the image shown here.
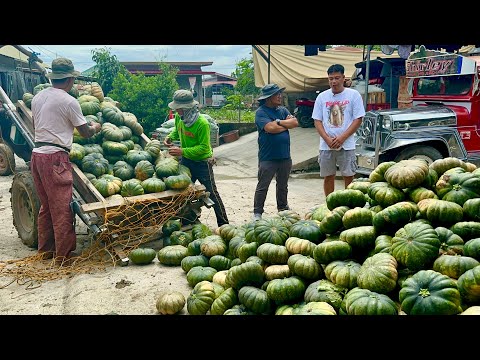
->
[181,157,229,227]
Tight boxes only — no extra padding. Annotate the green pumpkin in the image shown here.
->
[128,247,157,265]
[303,279,347,311]
[186,281,216,315]
[264,264,291,280]
[81,153,110,177]
[288,219,324,243]
[433,254,479,279]
[407,186,438,203]
[157,244,188,266]
[141,177,166,193]
[200,235,227,257]
[102,106,124,126]
[391,222,441,271]
[236,242,258,263]
[102,140,129,157]
[170,231,193,247]
[156,291,185,315]
[369,161,396,182]
[181,254,209,273]
[435,172,480,206]
[324,260,362,289]
[120,178,144,197]
[164,174,192,190]
[371,235,394,255]
[191,223,212,239]
[134,160,155,181]
[80,99,101,116]
[399,269,462,315]
[372,201,418,232]
[118,126,132,141]
[266,276,305,304]
[326,189,366,210]
[287,253,323,280]
[224,262,264,290]
[356,253,398,294]
[274,210,302,228]
[186,266,217,287]
[125,150,153,167]
[101,122,125,142]
[144,139,162,159]
[319,206,349,234]
[209,287,238,315]
[457,265,480,303]
[223,304,256,315]
[450,221,480,241]
[112,160,134,181]
[342,207,373,229]
[344,287,398,315]
[123,112,143,136]
[238,286,272,314]
[187,239,204,256]
[347,179,371,194]
[435,226,464,255]
[464,238,480,260]
[254,218,290,245]
[313,239,352,265]
[284,237,316,257]
[94,174,122,197]
[425,199,464,226]
[294,301,337,315]
[83,143,104,156]
[463,198,480,222]
[368,181,406,208]
[256,243,289,264]
[209,255,232,271]
[69,143,86,165]
[384,159,429,189]
[155,157,180,178]
[430,157,468,177]
[162,219,182,237]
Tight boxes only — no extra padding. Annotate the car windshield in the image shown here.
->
[417,75,472,96]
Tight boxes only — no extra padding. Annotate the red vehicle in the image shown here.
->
[355,46,480,175]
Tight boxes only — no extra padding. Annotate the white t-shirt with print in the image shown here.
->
[31,87,86,153]
[312,87,365,151]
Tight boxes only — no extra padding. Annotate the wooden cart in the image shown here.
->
[0,86,211,265]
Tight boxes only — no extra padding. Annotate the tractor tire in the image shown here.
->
[0,142,16,175]
[10,171,40,248]
[394,145,443,166]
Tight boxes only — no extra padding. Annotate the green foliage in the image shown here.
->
[90,47,129,95]
[109,62,179,135]
[201,107,255,123]
[231,58,259,97]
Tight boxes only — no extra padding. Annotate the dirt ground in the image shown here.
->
[0,155,344,315]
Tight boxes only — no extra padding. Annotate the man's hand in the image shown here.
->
[168,146,182,157]
[330,135,345,149]
[164,137,173,147]
[93,122,102,133]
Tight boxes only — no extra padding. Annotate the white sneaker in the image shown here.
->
[253,213,262,221]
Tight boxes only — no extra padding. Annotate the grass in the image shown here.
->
[201,107,255,123]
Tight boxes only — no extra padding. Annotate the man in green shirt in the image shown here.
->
[164,90,229,227]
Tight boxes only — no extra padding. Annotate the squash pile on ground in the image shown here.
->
[147,157,480,315]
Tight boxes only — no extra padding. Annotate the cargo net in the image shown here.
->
[0,186,200,289]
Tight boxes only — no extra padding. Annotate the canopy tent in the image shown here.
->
[252,45,398,93]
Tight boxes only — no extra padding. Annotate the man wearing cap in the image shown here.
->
[312,64,365,197]
[30,57,102,265]
[164,89,229,227]
[253,83,299,221]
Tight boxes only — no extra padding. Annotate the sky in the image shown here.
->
[22,45,253,76]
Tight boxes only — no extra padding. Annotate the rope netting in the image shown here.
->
[0,186,200,289]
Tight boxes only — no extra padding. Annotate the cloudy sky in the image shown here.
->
[23,45,253,76]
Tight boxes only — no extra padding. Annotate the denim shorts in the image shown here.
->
[318,149,357,177]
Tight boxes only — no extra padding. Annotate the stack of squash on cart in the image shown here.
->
[24,82,192,199]
[151,157,480,315]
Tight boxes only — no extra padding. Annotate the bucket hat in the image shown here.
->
[257,83,286,100]
[46,57,80,79]
[168,89,199,110]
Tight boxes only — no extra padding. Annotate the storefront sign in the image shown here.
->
[406,54,460,77]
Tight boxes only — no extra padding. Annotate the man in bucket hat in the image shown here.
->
[30,57,101,265]
[164,89,229,227]
[252,83,298,221]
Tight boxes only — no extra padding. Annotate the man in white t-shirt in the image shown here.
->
[312,64,365,197]
[31,57,101,265]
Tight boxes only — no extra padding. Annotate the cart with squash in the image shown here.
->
[0,85,212,266]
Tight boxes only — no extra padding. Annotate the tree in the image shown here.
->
[109,62,179,136]
[90,47,129,96]
[231,58,259,97]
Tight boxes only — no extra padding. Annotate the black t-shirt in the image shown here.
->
[255,105,291,161]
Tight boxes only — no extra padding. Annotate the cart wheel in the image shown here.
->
[0,142,16,176]
[10,171,40,248]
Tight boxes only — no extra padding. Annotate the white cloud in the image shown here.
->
[23,45,252,76]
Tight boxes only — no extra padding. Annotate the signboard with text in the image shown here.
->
[406,54,461,77]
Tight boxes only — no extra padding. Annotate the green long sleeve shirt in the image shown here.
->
[167,113,213,161]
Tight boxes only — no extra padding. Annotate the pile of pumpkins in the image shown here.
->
[132,157,480,315]
[23,82,192,199]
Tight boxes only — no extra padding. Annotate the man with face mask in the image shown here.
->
[164,89,229,227]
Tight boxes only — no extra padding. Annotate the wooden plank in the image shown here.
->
[16,100,34,136]
[139,133,151,148]
[72,164,105,204]
[80,184,206,214]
